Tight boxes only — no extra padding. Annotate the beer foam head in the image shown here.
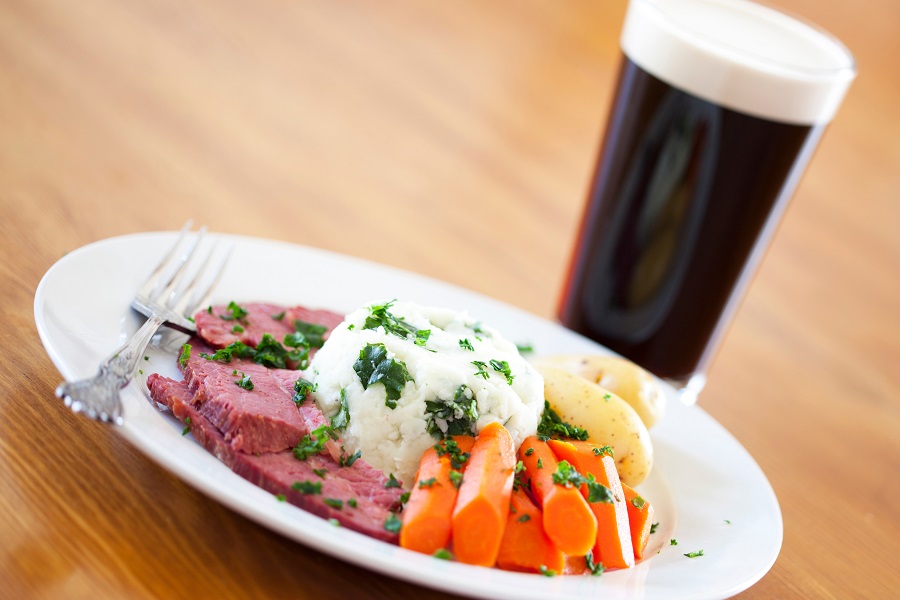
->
[621,0,856,124]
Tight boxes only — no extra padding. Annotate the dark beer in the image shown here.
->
[558,0,854,390]
[559,57,822,382]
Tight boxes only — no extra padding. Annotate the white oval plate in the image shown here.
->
[34,231,782,600]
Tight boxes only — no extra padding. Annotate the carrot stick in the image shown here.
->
[621,482,655,560]
[400,436,476,555]
[496,487,565,574]
[451,422,516,566]
[548,440,634,569]
[518,436,597,556]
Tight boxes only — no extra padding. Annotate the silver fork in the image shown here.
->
[56,223,232,425]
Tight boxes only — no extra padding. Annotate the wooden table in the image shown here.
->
[2,1,898,598]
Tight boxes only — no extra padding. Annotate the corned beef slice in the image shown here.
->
[182,352,307,454]
[147,374,402,542]
[194,302,294,348]
[195,303,344,350]
[180,304,343,455]
[178,340,342,457]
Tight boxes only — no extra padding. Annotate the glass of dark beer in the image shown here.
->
[558,0,856,402]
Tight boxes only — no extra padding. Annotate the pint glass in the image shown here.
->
[558,0,856,400]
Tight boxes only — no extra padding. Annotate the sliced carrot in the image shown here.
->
[400,436,476,555]
[518,436,597,556]
[621,482,655,560]
[563,554,587,575]
[496,487,565,574]
[548,439,634,569]
[451,422,516,566]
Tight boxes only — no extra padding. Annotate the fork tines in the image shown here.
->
[133,222,233,333]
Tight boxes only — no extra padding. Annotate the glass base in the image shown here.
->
[663,372,707,406]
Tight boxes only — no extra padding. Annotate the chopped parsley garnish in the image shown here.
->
[592,445,614,458]
[650,522,660,534]
[292,378,317,406]
[331,388,351,430]
[181,416,191,436]
[282,331,308,349]
[384,513,402,533]
[418,477,438,489]
[348,498,358,508]
[434,438,471,470]
[221,301,248,322]
[551,460,581,487]
[517,514,531,523]
[323,498,344,509]
[524,447,534,457]
[472,360,490,380]
[275,494,286,502]
[414,329,431,348]
[489,359,514,385]
[234,371,254,391]
[515,342,534,354]
[257,332,309,369]
[399,491,411,504]
[514,460,525,474]
[294,319,328,348]
[201,340,254,363]
[539,565,556,577]
[449,470,463,489]
[231,324,245,333]
[724,519,732,525]
[684,549,704,558]
[513,470,531,494]
[384,473,401,488]
[631,495,646,509]
[201,332,313,369]
[537,401,589,441]
[458,338,474,351]
[363,300,419,340]
[585,550,605,576]
[353,343,413,409]
[551,461,613,504]
[424,385,478,438]
[313,468,328,478]
[291,480,323,495]
[670,538,678,546]
[292,425,338,461]
[585,479,614,504]
[433,549,453,560]
[271,311,286,321]
[339,449,362,468]
[328,518,340,527]
[179,343,191,368]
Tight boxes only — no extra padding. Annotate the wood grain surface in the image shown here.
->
[2,1,898,598]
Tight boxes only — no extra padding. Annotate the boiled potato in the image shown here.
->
[532,354,665,429]
[536,365,653,486]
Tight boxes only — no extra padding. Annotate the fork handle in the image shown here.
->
[56,314,165,425]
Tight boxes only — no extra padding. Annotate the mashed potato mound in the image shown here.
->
[309,300,543,487]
